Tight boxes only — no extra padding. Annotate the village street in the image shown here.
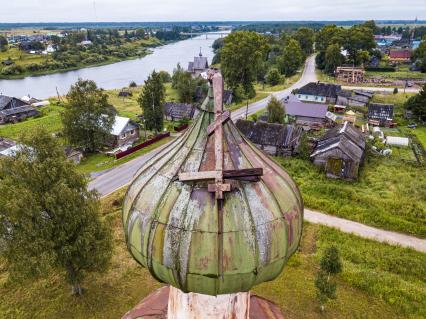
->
[89,55,319,196]
[88,55,426,253]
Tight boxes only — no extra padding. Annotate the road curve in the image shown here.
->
[88,56,426,253]
[89,55,318,197]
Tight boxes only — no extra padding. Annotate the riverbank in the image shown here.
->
[0,38,169,80]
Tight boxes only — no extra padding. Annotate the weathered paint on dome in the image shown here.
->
[122,80,303,296]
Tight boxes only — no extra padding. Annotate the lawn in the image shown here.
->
[77,136,172,175]
[106,83,180,119]
[1,189,424,319]
[0,103,63,139]
[276,155,426,238]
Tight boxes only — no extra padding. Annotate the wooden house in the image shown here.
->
[389,49,412,63]
[311,122,366,180]
[236,119,303,156]
[0,95,40,124]
[109,116,140,148]
[284,96,328,129]
[296,82,341,104]
[163,102,196,121]
[368,103,394,126]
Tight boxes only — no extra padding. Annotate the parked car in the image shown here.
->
[407,123,417,129]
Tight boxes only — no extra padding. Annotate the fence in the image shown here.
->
[115,132,170,160]
[175,123,189,132]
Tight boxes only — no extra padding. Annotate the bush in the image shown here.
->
[158,70,171,83]
[129,81,137,88]
[1,64,24,75]
[266,68,282,86]
[365,66,396,72]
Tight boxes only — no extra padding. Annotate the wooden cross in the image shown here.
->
[178,71,263,199]
[178,70,263,281]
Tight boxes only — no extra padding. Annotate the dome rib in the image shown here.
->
[122,70,303,296]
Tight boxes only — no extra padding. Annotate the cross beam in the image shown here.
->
[179,168,263,182]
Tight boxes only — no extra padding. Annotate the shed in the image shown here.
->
[163,102,195,121]
[311,122,366,180]
[368,103,394,126]
[236,119,303,156]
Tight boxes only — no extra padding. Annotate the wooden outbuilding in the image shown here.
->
[236,119,303,156]
[311,122,366,180]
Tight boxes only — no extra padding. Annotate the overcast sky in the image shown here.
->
[1,0,424,22]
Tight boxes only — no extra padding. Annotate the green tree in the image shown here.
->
[293,27,315,56]
[0,35,8,52]
[172,63,185,89]
[62,79,115,153]
[315,246,342,311]
[324,44,344,74]
[404,84,426,121]
[221,31,268,97]
[344,25,376,65]
[278,38,304,76]
[267,96,284,124]
[175,71,197,104]
[138,71,165,132]
[0,129,112,295]
[266,68,282,86]
[315,25,346,70]
[413,39,426,73]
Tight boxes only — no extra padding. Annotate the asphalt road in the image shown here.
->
[89,55,318,197]
[88,56,426,252]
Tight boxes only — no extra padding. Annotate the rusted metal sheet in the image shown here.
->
[122,286,285,319]
[122,70,303,296]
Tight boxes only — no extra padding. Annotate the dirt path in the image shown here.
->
[305,209,426,253]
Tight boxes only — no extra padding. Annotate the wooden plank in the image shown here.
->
[179,171,220,182]
[223,168,263,179]
[208,183,231,194]
[207,111,230,136]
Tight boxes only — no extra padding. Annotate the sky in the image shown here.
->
[0,0,424,22]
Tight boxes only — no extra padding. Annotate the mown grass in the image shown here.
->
[277,156,426,238]
[77,137,172,175]
[1,190,424,319]
[0,103,63,139]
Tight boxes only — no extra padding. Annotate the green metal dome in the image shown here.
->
[122,72,303,296]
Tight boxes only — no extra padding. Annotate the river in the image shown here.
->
[0,33,226,99]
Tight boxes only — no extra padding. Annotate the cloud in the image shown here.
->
[0,0,424,22]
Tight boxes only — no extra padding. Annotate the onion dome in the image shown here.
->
[122,71,303,296]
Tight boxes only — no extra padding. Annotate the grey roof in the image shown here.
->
[368,103,394,121]
[298,82,342,98]
[188,56,208,72]
[0,105,39,117]
[312,122,365,162]
[284,98,328,119]
[236,119,303,148]
[0,95,29,111]
[164,102,195,119]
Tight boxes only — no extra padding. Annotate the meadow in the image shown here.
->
[1,189,424,319]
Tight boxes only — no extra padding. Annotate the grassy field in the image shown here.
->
[0,103,63,139]
[1,189,424,319]
[77,137,172,175]
[277,155,426,238]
